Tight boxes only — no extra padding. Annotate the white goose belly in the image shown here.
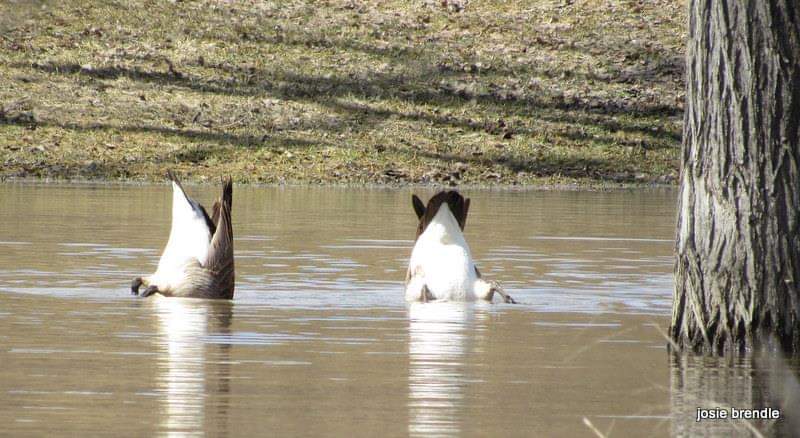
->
[407,240,478,301]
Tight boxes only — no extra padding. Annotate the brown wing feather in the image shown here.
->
[461,198,470,230]
[414,191,469,240]
[211,201,221,228]
[204,177,234,299]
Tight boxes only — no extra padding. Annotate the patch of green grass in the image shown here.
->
[0,0,685,186]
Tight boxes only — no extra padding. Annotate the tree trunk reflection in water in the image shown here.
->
[670,354,800,436]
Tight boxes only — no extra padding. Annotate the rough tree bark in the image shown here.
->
[671,0,800,354]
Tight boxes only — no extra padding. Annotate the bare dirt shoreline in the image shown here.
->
[0,176,678,193]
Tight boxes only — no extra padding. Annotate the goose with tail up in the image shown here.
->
[405,190,516,304]
[131,171,235,299]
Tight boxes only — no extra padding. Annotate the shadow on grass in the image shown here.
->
[204,20,683,88]
[1,104,315,149]
[10,18,681,182]
[19,61,681,150]
[408,147,616,179]
[23,60,680,119]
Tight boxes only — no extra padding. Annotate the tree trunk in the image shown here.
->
[671,0,800,354]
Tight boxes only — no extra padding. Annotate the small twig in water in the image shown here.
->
[649,320,680,351]
[740,419,766,438]
[583,417,608,438]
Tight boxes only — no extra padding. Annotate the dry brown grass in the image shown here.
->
[0,0,685,186]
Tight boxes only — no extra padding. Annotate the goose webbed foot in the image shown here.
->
[131,277,143,295]
[490,282,517,304]
[420,285,435,303]
[498,291,517,304]
[139,285,159,298]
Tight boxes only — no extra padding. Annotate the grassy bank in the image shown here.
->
[0,0,685,186]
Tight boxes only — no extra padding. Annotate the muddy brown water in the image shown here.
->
[0,184,794,436]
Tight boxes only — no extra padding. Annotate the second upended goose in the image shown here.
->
[404,190,516,303]
[131,172,235,299]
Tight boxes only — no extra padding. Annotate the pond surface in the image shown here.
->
[0,184,793,436]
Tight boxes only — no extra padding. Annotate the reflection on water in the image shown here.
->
[153,298,233,437]
[0,184,798,436]
[155,298,208,436]
[408,303,470,437]
[670,354,800,437]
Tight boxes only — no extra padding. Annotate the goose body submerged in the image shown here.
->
[132,172,235,299]
[405,191,515,303]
